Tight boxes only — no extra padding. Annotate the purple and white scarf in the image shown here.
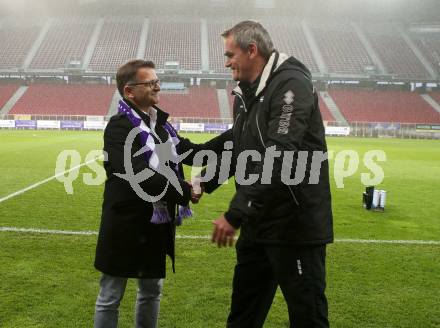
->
[118,99,192,225]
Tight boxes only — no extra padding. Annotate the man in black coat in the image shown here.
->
[202,21,334,327]
[94,59,222,328]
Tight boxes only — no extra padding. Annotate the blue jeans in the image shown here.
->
[94,274,163,328]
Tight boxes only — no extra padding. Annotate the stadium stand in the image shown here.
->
[29,17,95,70]
[363,24,430,79]
[145,18,201,71]
[88,16,143,72]
[208,19,235,73]
[1,15,440,124]
[0,84,20,109]
[429,92,440,106]
[0,19,42,70]
[157,86,220,118]
[9,84,115,116]
[0,16,438,83]
[7,84,438,124]
[310,21,374,75]
[318,94,336,122]
[261,18,319,74]
[410,32,440,76]
[329,89,440,123]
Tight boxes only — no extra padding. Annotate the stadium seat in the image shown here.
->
[88,16,143,72]
[29,17,95,70]
[0,84,20,109]
[329,88,440,123]
[0,19,42,69]
[310,21,374,75]
[259,18,320,74]
[10,84,115,116]
[410,32,440,76]
[429,92,440,107]
[145,18,201,71]
[156,86,220,118]
[208,19,235,73]
[318,94,336,122]
[363,24,430,79]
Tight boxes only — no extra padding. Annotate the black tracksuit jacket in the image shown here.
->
[204,52,334,246]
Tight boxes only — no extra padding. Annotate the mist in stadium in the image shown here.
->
[0,0,439,327]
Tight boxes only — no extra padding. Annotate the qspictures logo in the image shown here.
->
[54,127,386,200]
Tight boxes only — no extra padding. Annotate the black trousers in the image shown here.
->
[226,236,329,328]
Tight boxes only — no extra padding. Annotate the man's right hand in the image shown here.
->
[189,177,204,204]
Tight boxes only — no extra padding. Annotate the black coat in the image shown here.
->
[94,102,223,278]
[204,52,334,246]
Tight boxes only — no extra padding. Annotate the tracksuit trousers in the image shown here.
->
[226,236,329,328]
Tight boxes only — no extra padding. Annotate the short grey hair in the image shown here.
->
[222,20,274,60]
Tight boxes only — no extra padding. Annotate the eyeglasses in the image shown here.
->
[127,79,160,88]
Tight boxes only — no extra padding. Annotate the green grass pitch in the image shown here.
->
[0,130,439,328]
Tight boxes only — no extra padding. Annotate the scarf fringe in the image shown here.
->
[176,205,193,226]
[151,207,171,224]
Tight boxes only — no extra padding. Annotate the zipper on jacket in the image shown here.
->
[233,92,248,134]
[255,108,300,207]
[234,113,241,126]
[233,91,248,113]
[235,89,299,207]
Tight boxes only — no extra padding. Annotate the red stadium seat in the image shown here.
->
[0,84,20,109]
[156,86,220,118]
[10,84,115,116]
[318,94,336,122]
[429,92,440,107]
[329,89,440,123]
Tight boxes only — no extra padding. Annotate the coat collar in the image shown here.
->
[232,51,290,97]
[123,98,169,126]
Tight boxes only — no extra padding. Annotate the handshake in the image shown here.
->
[187,176,204,204]
[185,177,236,247]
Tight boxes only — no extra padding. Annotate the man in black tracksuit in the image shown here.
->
[202,21,333,327]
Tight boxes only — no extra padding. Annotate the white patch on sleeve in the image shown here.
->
[283,90,295,105]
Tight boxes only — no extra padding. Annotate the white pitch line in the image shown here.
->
[335,238,440,245]
[0,226,439,245]
[0,156,103,204]
[176,234,211,240]
[0,226,98,235]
